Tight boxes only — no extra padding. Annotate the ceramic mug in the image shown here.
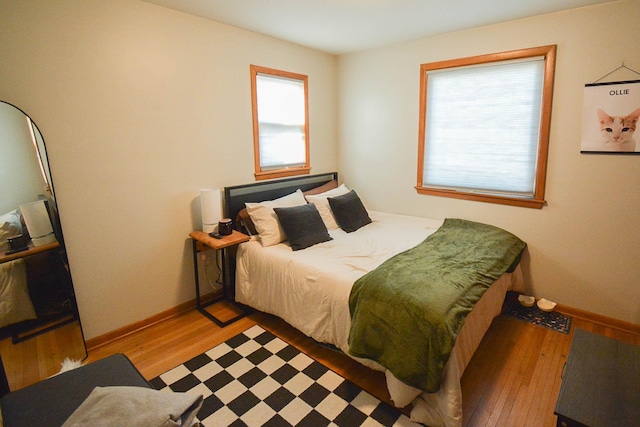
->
[218,218,233,235]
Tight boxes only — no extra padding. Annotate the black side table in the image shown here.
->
[189,230,250,327]
[554,328,640,427]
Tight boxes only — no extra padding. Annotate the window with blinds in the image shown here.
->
[250,65,310,181]
[417,45,556,208]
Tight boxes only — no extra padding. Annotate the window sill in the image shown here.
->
[255,167,311,181]
[415,186,546,209]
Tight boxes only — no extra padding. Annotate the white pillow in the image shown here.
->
[0,210,23,253]
[305,184,350,230]
[245,189,307,247]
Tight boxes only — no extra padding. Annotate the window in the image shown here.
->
[417,45,556,208]
[250,65,310,181]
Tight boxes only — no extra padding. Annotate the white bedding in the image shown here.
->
[0,259,37,328]
[236,211,523,427]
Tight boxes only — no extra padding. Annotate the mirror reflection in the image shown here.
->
[0,101,86,391]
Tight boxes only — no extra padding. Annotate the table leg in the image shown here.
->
[192,238,248,327]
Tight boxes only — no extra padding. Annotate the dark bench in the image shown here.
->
[0,354,150,427]
[554,329,640,427]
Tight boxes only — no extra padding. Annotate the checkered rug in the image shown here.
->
[149,325,419,426]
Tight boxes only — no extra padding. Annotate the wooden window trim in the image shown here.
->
[416,45,556,209]
[250,65,311,181]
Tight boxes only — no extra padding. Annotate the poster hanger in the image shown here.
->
[592,62,640,84]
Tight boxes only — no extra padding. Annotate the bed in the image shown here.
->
[224,172,525,427]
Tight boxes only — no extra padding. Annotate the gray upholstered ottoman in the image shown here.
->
[0,353,150,427]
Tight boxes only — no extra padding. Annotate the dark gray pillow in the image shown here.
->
[327,190,372,233]
[273,204,332,251]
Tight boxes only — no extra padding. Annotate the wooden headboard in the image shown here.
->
[223,172,338,228]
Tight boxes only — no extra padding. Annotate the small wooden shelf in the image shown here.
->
[189,230,250,251]
[0,241,60,265]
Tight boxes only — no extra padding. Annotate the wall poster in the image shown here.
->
[581,80,640,154]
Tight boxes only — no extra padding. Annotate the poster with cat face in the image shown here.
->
[581,80,640,154]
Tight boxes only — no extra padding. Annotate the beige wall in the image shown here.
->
[1,0,638,340]
[0,0,338,339]
[338,0,640,324]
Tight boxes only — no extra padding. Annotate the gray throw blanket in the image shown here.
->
[62,386,203,427]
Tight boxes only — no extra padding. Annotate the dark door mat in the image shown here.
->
[502,291,572,334]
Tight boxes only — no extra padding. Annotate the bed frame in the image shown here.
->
[223,171,524,426]
[222,172,338,298]
[223,171,338,228]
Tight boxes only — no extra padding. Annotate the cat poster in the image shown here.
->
[581,80,640,154]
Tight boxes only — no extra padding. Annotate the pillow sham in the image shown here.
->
[245,189,307,247]
[301,179,338,197]
[304,184,350,230]
[235,208,258,236]
[1,210,24,253]
[236,181,338,237]
[273,204,332,251]
[327,190,372,233]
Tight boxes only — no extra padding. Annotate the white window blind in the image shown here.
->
[423,58,544,197]
[256,73,306,170]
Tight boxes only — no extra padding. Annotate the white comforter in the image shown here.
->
[0,259,37,328]
[235,211,523,427]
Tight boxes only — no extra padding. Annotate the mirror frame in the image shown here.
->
[0,100,87,390]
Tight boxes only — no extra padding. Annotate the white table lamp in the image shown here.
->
[19,200,57,246]
[200,188,222,233]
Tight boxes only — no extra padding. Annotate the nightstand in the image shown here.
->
[189,230,250,326]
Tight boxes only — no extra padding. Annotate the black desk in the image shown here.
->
[554,328,640,427]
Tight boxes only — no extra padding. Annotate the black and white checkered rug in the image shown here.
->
[149,325,419,426]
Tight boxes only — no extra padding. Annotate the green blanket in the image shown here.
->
[347,218,526,392]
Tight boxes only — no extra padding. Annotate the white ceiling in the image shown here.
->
[141,0,616,55]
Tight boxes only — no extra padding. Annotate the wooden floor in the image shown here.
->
[0,319,86,391]
[14,302,640,426]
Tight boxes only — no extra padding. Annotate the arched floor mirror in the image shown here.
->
[0,100,86,391]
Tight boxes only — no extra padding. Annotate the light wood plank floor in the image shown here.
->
[17,302,640,426]
[0,320,86,391]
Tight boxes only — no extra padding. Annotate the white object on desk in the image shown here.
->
[19,200,56,247]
